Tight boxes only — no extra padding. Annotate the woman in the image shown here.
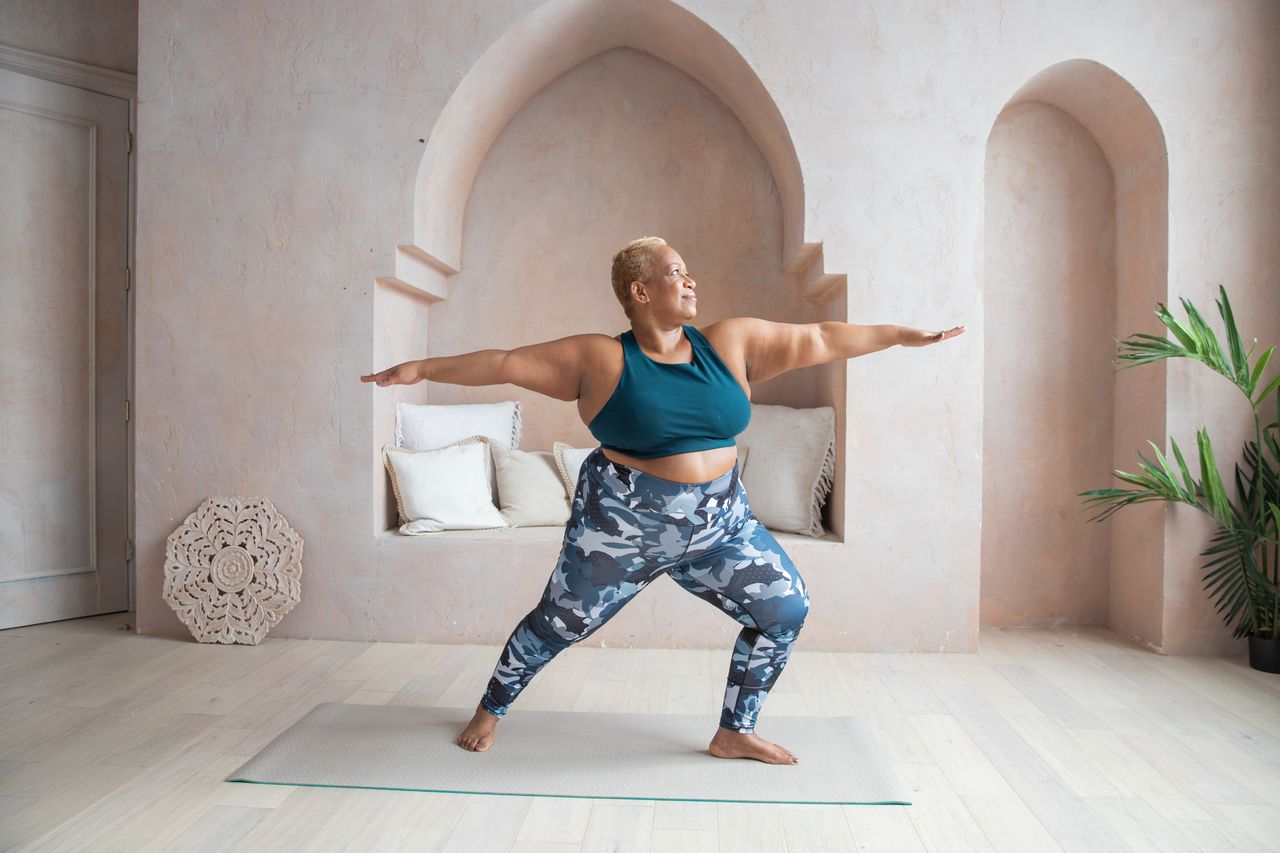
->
[361,237,964,764]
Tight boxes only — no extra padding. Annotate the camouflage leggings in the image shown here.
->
[480,446,810,733]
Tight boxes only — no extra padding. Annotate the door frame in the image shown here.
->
[0,45,138,613]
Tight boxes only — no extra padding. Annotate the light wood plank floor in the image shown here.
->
[1,612,1277,852]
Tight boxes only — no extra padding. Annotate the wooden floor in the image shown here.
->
[1,613,1277,853]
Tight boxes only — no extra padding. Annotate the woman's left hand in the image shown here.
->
[900,325,966,347]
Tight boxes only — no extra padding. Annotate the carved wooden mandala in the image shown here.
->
[163,496,304,644]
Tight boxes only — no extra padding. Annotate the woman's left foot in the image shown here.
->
[707,727,798,764]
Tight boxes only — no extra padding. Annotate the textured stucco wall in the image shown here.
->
[134,0,1280,653]
[1,0,138,73]
[983,102,1117,627]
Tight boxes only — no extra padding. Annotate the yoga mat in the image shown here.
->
[226,703,911,806]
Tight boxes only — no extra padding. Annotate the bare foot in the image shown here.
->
[457,703,500,752]
[707,726,798,765]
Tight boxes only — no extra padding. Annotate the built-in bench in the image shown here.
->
[370,524,845,649]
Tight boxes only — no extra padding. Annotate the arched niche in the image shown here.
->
[981,59,1169,647]
[372,0,848,538]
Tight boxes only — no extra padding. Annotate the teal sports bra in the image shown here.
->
[587,325,751,459]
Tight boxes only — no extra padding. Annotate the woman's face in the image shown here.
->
[634,246,697,320]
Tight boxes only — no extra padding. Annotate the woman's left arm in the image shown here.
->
[728,318,966,384]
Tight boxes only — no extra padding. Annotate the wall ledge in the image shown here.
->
[373,526,842,546]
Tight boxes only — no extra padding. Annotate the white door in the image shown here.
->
[0,66,131,628]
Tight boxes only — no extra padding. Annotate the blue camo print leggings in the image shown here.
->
[480,446,810,733]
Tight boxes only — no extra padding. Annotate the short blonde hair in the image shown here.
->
[611,236,668,319]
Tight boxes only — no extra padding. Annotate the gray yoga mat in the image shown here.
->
[226,702,911,805]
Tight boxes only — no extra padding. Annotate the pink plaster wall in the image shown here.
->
[131,0,1280,653]
[983,102,1117,627]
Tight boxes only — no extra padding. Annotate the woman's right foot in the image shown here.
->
[457,703,500,751]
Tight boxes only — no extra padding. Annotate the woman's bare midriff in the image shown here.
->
[599,445,738,484]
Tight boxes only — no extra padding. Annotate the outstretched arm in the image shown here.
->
[728,317,965,383]
[360,335,592,402]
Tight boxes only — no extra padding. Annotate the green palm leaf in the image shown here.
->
[1257,372,1280,408]
[1153,301,1198,352]
[1197,428,1235,525]
[1170,438,1198,498]
[1182,297,1232,377]
[1119,286,1278,402]
[1214,285,1249,385]
[1198,524,1274,639]
[1248,345,1274,396]
[1077,440,1201,523]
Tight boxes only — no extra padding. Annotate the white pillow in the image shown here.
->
[395,401,523,503]
[382,435,512,535]
[491,442,571,527]
[737,404,834,536]
[395,400,523,450]
[553,442,598,499]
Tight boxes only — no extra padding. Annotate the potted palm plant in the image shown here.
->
[1079,285,1280,672]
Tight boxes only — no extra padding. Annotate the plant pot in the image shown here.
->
[1247,633,1280,673]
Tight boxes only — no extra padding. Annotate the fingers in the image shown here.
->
[916,325,966,346]
[361,364,421,386]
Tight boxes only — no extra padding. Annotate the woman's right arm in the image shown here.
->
[360,336,595,402]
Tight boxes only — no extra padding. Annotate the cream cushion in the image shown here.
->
[491,442,571,527]
[395,401,524,503]
[553,442,598,499]
[382,436,512,535]
[738,404,835,537]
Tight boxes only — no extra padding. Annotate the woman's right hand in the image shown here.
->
[360,360,426,386]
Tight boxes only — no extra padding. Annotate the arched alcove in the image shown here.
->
[430,46,812,444]
[981,60,1169,648]
[372,0,848,538]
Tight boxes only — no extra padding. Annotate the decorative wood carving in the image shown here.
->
[163,497,304,644]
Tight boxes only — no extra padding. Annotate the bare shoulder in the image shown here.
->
[697,316,761,351]
[699,317,823,384]
[510,332,616,358]
[579,331,624,352]
[698,316,780,362]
